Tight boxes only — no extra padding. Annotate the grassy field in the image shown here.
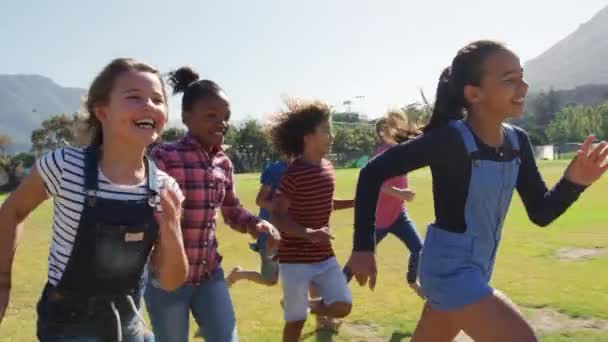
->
[1,160,608,341]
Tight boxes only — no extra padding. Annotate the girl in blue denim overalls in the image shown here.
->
[0,58,188,342]
[348,40,608,341]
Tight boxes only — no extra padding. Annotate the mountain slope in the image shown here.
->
[524,5,608,90]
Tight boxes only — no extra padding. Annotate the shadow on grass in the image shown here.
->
[300,328,336,341]
[389,330,413,341]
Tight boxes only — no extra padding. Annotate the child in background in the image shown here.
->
[270,99,353,342]
[343,110,423,297]
[226,155,290,287]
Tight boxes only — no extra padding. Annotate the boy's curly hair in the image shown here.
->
[270,98,331,157]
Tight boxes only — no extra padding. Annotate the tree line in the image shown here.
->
[2,92,608,191]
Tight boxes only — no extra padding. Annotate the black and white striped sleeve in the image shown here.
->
[36,148,65,197]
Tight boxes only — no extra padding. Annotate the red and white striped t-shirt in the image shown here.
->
[277,158,335,264]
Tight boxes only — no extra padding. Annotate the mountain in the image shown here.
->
[524,5,608,91]
[0,75,85,152]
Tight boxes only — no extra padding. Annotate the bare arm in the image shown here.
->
[381,185,416,202]
[255,185,273,211]
[270,195,332,242]
[271,195,307,238]
[149,188,188,291]
[0,167,49,323]
[0,167,48,282]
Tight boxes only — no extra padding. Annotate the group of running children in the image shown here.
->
[0,39,607,342]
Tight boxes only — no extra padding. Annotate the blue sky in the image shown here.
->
[1,0,606,125]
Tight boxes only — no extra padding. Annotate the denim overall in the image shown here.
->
[37,146,160,341]
[418,120,521,311]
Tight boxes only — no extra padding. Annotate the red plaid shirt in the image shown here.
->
[150,134,260,284]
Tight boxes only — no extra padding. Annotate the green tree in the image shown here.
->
[0,156,20,189]
[522,89,563,143]
[31,114,76,156]
[11,152,36,169]
[224,125,238,146]
[333,112,362,123]
[546,104,608,143]
[402,102,431,128]
[232,119,275,172]
[332,123,375,166]
[161,127,186,142]
[0,135,28,191]
[0,135,12,157]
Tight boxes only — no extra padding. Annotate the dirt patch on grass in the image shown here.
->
[430,307,608,341]
[304,308,608,341]
[525,307,608,334]
[555,247,605,261]
[337,321,384,342]
[301,320,385,342]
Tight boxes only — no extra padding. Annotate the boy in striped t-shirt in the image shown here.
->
[270,99,354,342]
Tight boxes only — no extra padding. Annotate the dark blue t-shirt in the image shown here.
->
[258,160,288,221]
[250,160,288,253]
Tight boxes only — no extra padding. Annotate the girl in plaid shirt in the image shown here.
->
[144,67,280,342]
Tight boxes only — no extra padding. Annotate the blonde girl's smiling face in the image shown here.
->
[95,70,167,148]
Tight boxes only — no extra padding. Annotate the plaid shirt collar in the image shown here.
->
[180,133,224,156]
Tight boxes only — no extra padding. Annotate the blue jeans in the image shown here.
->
[144,267,237,342]
[343,211,422,283]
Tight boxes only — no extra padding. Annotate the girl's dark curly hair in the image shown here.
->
[270,98,331,157]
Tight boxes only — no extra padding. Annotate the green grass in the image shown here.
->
[2,161,608,341]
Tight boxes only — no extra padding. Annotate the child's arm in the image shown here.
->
[381,185,416,202]
[333,199,354,210]
[255,185,273,211]
[0,166,49,324]
[218,163,281,242]
[354,129,446,252]
[271,194,333,243]
[149,186,189,291]
[517,133,606,226]
[220,161,265,235]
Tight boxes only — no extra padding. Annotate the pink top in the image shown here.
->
[374,144,408,229]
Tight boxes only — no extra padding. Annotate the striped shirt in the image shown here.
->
[150,134,260,284]
[36,147,181,286]
[277,158,335,264]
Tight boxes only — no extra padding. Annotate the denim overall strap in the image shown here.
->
[84,147,159,207]
[503,123,520,152]
[84,145,100,206]
[460,122,521,279]
[145,156,159,208]
[417,121,522,311]
[448,120,478,155]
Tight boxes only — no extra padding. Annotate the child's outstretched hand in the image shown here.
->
[256,220,281,243]
[306,226,334,243]
[565,135,608,186]
[401,189,416,202]
[154,187,183,235]
[266,237,280,252]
